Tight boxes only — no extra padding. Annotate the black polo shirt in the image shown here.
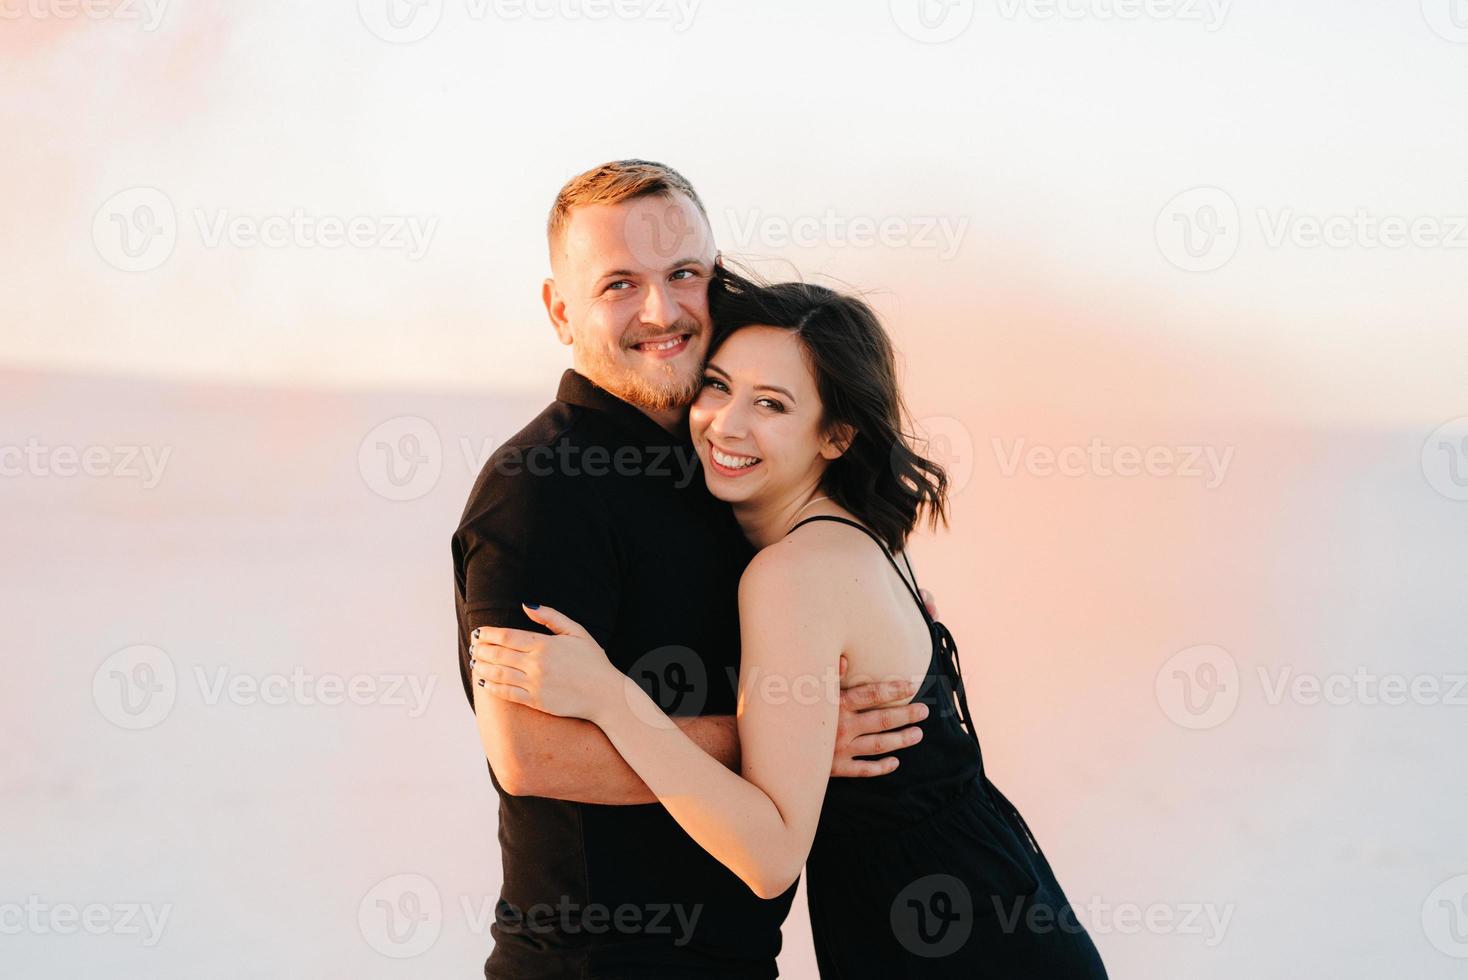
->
[452,369,797,979]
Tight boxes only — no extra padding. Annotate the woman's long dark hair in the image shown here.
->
[707,264,949,552]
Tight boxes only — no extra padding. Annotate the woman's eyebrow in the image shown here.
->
[704,364,797,403]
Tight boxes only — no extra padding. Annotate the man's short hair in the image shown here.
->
[547,159,709,257]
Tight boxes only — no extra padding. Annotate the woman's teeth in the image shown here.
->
[712,448,760,469]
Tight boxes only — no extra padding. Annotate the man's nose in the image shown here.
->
[640,281,679,330]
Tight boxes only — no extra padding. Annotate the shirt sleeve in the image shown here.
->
[452,450,622,706]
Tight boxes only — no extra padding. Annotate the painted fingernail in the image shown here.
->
[476,678,485,688]
[472,628,481,642]
[524,602,540,610]
[469,658,476,670]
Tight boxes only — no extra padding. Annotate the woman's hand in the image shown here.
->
[470,604,623,722]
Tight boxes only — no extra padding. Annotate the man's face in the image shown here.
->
[545,192,717,415]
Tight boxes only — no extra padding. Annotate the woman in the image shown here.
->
[470,268,1109,978]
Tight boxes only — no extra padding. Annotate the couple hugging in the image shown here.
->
[452,159,1108,979]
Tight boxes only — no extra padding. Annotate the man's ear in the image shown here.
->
[542,278,573,346]
[820,423,856,461]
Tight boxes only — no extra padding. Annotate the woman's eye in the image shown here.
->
[701,377,728,392]
[757,398,785,413]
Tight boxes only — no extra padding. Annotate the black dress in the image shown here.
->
[790,516,1109,979]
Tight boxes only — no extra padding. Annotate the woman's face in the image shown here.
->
[689,325,845,507]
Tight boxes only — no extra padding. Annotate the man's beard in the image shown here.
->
[584,327,704,413]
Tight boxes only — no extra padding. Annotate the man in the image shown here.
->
[452,160,929,979]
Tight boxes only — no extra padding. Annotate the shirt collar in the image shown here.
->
[555,369,691,447]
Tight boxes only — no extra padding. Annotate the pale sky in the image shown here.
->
[3,0,1466,425]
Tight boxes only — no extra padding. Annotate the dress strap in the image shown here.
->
[787,518,1049,862]
[786,515,981,750]
[786,515,928,619]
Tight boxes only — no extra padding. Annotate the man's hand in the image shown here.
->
[830,655,928,778]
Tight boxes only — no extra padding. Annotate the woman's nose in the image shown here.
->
[710,399,748,440]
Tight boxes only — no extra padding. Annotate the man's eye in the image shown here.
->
[670,269,696,281]
[606,280,633,292]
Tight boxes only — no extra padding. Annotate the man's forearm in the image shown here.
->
[475,689,738,805]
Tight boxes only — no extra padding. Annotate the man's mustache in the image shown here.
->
[623,322,704,348]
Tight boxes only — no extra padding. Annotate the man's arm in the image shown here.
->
[475,679,736,804]
[472,619,926,802]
